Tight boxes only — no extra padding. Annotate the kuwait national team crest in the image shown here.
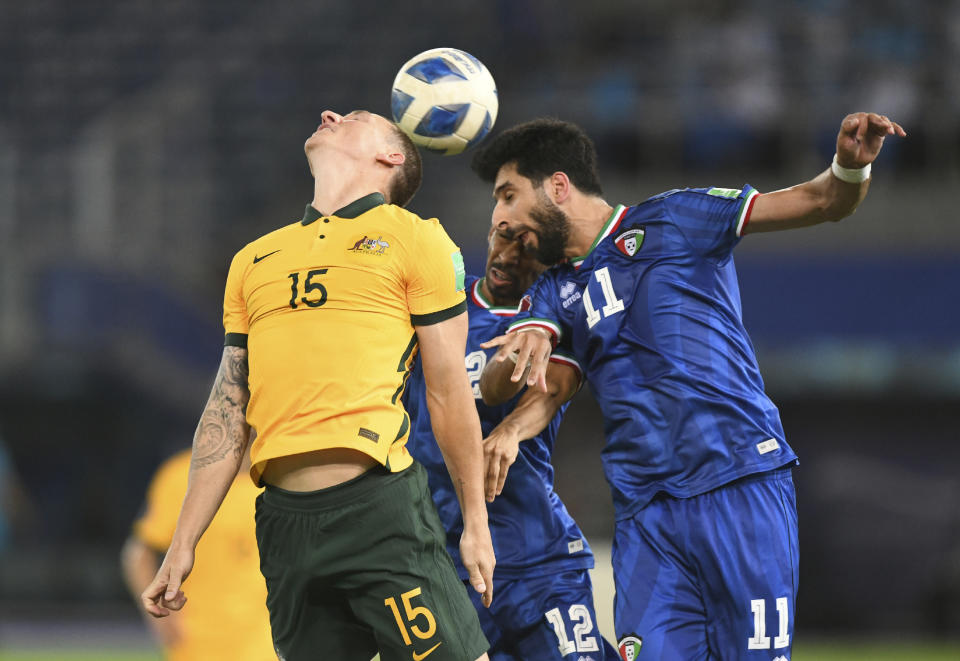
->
[618,635,642,660]
[614,227,645,257]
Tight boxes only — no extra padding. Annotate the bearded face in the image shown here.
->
[527,188,571,266]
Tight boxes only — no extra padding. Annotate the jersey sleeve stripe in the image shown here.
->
[736,187,760,237]
[410,299,467,326]
[506,318,561,346]
[224,332,248,348]
[548,352,584,390]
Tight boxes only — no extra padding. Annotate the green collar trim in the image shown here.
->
[302,192,386,225]
[570,204,626,268]
[473,278,519,314]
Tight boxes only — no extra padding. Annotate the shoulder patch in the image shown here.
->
[614,226,645,257]
[451,251,465,292]
[707,187,741,199]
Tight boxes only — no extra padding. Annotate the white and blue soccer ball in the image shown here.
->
[391,48,498,156]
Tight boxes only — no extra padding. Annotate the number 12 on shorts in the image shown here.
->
[546,605,600,656]
[748,597,790,650]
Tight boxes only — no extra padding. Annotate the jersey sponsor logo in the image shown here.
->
[358,427,380,442]
[756,438,780,455]
[411,641,442,660]
[707,187,742,198]
[349,234,391,255]
[560,280,583,309]
[567,538,584,553]
[253,249,281,263]
[614,227,645,257]
[617,634,642,660]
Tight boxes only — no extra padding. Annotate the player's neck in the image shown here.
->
[564,195,615,259]
[309,160,386,216]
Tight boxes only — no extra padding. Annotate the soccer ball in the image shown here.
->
[391,48,498,156]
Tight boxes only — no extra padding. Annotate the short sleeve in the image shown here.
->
[506,274,563,347]
[665,185,759,260]
[407,219,467,326]
[223,250,249,347]
[549,348,584,391]
[132,453,190,552]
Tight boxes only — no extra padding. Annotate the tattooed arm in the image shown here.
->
[141,346,252,617]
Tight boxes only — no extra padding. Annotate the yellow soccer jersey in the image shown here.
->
[133,450,274,661]
[222,193,467,485]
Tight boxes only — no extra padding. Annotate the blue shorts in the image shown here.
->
[612,468,798,660]
[465,568,619,660]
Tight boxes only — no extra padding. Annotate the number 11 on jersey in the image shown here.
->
[583,267,624,329]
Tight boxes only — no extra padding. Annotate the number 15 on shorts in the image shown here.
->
[385,587,438,645]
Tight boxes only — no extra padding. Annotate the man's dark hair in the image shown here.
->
[387,125,423,207]
[471,118,603,195]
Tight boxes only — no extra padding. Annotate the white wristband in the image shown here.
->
[831,153,871,183]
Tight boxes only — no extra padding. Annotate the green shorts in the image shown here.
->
[255,461,489,661]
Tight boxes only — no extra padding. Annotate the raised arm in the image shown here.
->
[483,360,580,501]
[140,346,252,617]
[415,313,496,607]
[747,112,906,233]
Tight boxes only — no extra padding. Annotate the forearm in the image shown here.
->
[749,169,869,234]
[427,384,488,528]
[496,368,572,441]
[170,347,251,550]
[479,352,526,405]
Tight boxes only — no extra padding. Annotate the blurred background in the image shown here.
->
[1,0,958,658]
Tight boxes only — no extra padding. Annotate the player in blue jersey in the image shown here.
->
[404,224,619,660]
[470,112,905,660]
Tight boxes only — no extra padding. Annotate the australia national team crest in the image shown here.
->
[617,635,642,660]
[348,234,390,255]
[614,226,645,257]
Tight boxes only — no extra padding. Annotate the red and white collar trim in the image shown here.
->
[471,279,519,316]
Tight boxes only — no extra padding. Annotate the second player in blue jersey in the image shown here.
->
[472,112,905,659]
[405,227,619,660]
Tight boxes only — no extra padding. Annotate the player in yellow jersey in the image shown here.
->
[122,448,274,661]
[141,109,494,661]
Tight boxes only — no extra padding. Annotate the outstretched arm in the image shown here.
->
[483,360,580,501]
[747,112,906,233]
[416,313,496,607]
[140,346,251,617]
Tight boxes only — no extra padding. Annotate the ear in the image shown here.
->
[547,172,572,204]
[376,151,405,167]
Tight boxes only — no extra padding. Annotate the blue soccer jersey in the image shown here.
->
[405,275,594,580]
[508,186,798,521]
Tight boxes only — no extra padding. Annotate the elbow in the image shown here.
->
[480,384,510,407]
[479,373,517,406]
[825,202,859,224]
